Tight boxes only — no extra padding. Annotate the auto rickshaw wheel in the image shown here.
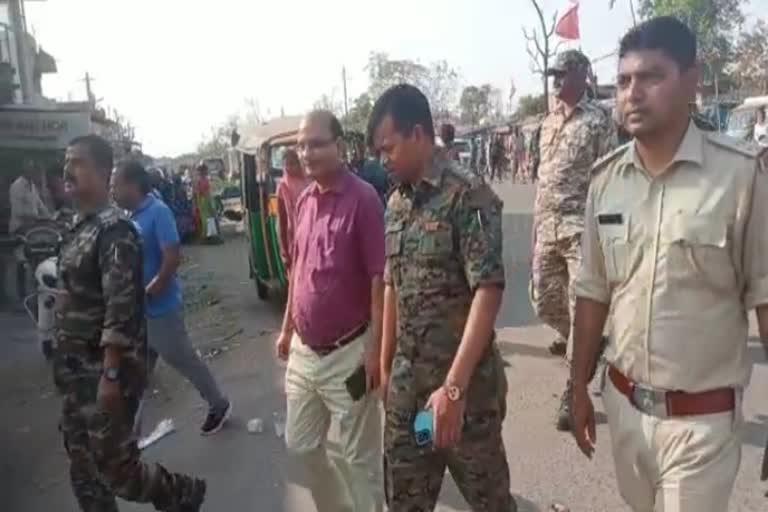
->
[256,279,269,300]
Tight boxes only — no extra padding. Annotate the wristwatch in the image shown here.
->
[103,367,120,382]
[444,382,464,402]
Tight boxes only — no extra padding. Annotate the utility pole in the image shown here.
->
[342,66,349,117]
[7,0,32,103]
[84,72,94,106]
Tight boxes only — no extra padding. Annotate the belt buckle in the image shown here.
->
[630,382,663,416]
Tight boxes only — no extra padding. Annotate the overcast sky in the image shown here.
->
[21,0,768,157]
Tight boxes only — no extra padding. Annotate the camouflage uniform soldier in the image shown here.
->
[56,135,205,512]
[370,85,515,512]
[530,49,617,431]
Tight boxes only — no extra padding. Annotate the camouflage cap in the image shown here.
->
[546,49,590,75]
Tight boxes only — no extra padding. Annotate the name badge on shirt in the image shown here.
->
[597,213,624,225]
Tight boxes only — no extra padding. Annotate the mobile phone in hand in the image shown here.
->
[344,364,367,401]
[413,410,434,447]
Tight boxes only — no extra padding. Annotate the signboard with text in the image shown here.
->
[0,109,91,150]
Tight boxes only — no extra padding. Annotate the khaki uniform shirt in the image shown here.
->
[575,122,768,392]
[534,95,617,241]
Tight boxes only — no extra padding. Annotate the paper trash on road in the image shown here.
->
[247,418,264,434]
[138,419,176,450]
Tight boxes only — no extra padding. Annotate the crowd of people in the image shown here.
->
[37,15,768,512]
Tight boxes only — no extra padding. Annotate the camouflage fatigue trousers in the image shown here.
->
[530,233,581,358]
[384,410,514,512]
[60,383,203,511]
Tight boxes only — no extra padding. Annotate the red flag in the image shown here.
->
[555,1,580,40]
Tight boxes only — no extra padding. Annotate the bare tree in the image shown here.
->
[522,0,561,114]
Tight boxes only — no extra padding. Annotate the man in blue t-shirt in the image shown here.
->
[113,160,231,436]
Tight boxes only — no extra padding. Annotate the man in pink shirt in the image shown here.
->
[275,110,385,512]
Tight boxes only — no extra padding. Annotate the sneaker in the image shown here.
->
[180,478,207,512]
[201,400,232,436]
[555,383,572,432]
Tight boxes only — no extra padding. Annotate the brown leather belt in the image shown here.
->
[308,322,369,357]
[608,365,735,417]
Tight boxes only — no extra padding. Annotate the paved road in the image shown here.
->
[3,183,768,511]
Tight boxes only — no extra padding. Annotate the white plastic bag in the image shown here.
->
[205,218,218,238]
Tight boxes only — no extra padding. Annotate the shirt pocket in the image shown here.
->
[597,213,630,285]
[663,212,735,292]
[385,221,404,257]
[418,227,453,256]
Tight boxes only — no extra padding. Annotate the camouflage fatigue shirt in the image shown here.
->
[384,156,507,429]
[53,205,147,397]
[534,94,617,240]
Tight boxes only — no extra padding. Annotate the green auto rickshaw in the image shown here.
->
[236,116,302,300]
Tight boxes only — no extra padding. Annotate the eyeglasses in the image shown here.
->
[296,138,336,153]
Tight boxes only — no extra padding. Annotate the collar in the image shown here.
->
[422,153,446,188]
[620,120,704,174]
[396,153,446,193]
[73,203,111,227]
[553,93,589,117]
[132,194,155,216]
[309,165,351,196]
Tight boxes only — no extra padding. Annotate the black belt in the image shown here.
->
[307,322,369,356]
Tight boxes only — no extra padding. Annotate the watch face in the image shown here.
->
[104,368,119,381]
[447,385,461,401]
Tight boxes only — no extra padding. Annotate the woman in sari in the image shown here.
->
[193,163,221,243]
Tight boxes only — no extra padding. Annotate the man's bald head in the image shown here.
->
[300,110,344,140]
[297,110,344,180]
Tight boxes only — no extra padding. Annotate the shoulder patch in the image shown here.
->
[591,143,630,175]
[96,206,126,226]
[464,182,502,210]
[706,132,762,159]
[443,160,479,187]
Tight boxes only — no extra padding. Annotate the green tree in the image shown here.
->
[197,115,238,159]
[197,99,264,159]
[732,19,768,94]
[638,0,746,91]
[515,94,548,118]
[313,93,343,117]
[366,52,460,117]
[459,84,501,128]
[523,0,560,114]
[343,93,373,134]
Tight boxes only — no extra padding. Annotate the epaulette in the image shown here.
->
[97,206,139,235]
[591,143,630,175]
[96,206,124,226]
[706,132,762,159]
[443,159,480,188]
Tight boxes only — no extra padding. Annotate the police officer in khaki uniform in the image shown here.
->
[571,17,768,512]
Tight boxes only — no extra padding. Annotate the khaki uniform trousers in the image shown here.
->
[602,375,742,512]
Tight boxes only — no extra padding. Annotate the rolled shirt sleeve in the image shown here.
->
[573,183,611,304]
[744,155,768,309]
[98,221,144,348]
[456,183,505,290]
